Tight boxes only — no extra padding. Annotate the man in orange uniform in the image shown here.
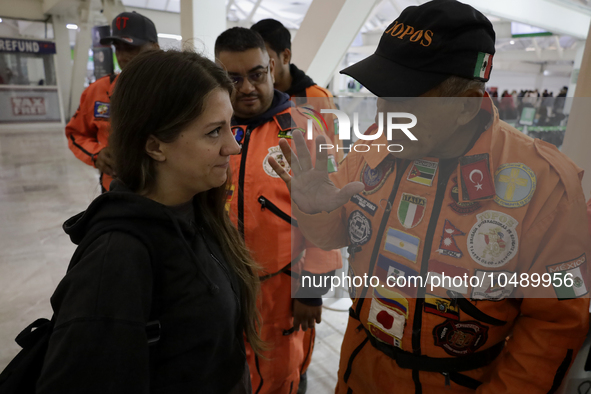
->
[269,1,591,393]
[65,11,159,192]
[251,19,342,161]
[215,27,341,394]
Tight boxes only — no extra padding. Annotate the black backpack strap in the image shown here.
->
[15,318,54,349]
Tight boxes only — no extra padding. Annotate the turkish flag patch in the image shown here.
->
[459,154,495,201]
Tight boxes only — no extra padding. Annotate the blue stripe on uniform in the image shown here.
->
[387,228,419,245]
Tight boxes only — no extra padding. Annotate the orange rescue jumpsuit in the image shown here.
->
[295,96,591,393]
[65,74,117,192]
[228,95,341,394]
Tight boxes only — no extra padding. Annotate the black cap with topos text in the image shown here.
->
[100,11,158,47]
[340,0,496,97]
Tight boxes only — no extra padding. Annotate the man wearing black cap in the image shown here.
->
[65,11,159,192]
[269,1,591,393]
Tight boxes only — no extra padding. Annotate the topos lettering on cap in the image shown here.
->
[340,0,496,98]
[385,21,433,47]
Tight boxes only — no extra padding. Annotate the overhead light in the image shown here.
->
[543,70,551,76]
[0,18,3,23]
[510,40,515,45]
[158,33,182,41]
[66,24,78,30]
[525,47,536,51]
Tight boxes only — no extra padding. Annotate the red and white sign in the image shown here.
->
[11,97,46,116]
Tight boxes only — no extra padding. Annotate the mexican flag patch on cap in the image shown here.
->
[474,52,493,80]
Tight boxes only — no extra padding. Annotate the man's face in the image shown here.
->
[217,48,275,119]
[114,41,156,70]
[376,88,475,160]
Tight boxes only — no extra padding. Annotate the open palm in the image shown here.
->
[268,130,364,214]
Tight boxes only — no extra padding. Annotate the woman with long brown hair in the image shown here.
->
[36,50,262,393]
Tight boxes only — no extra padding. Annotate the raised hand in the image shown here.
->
[268,130,364,214]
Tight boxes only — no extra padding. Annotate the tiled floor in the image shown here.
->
[0,126,348,393]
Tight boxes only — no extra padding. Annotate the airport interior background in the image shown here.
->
[2,0,591,392]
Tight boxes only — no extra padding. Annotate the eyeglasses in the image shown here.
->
[229,64,270,87]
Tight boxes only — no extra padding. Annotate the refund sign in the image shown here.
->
[0,38,56,54]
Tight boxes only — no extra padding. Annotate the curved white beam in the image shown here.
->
[461,0,590,39]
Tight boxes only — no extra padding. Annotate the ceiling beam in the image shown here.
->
[245,0,262,25]
[0,0,45,21]
[461,0,591,39]
[292,0,380,87]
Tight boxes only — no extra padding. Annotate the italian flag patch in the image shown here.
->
[474,52,493,79]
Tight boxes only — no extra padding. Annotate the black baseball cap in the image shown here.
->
[100,11,158,47]
[341,0,496,97]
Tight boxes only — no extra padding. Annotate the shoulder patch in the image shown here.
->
[274,113,292,132]
[94,101,110,118]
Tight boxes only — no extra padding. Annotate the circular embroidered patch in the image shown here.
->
[433,320,489,356]
[360,161,393,195]
[348,210,372,246]
[262,146,291,178]
[493,163,536,208]
[467,211,519,268]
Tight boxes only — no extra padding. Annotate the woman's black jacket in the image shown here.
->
[36,181,247,393]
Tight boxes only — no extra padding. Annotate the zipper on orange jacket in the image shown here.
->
[238,127,252,238]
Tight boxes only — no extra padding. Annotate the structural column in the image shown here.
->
[69,0,92,118]
[561,23,591,198]
[291,0,379,88]
[51,14,72,121]
[180,0,225,60]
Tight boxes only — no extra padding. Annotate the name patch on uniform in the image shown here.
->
[494,163,536,208]
[436,219,465,258]
[262,146,290,178]
[397,193,426,229]
[348,210,372,246]
[467,211,518,268]
[93,101,110,118]
[407,159,438,187]
[384,228,420,263]
[433,320,489,356]
[424,294,460,320]
[361,160,393,195]
[351,194,377,216]
[278,127,302,139]
[449,176,482,215]
[459,154,495,201]
[546,254,588,300]
[470,270,515,301]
